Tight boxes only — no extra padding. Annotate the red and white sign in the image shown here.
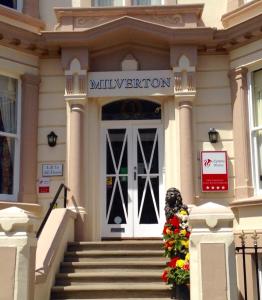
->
[38,178,50,193]
[201,151,228,192]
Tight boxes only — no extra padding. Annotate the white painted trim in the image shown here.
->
[101,123,165,238]
[248,68,262,195]
[16,0,23,11]
[0,76,21,201]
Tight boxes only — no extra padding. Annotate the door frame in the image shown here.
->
[100,120,165,238]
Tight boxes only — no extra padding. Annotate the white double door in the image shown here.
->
[101,124,164,238]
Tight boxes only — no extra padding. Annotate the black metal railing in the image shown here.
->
[236,231,262,300]
[36,183,68,238]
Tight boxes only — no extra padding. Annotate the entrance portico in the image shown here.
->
[57,5,199,240]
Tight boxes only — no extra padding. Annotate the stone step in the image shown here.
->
[51,283,171,299]
[60,261,165,273]
[55,270,162,285]
[67,240,163,252]
[64,250,164,262]
[52,298,171,300]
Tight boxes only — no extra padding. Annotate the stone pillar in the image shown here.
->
[67,100,87,241]
[63,55,88,241]
[19,74,41,203]
[0,207,38,300]
[189,202,238,300]
[229,67,254,199]
[22,0,39,19]
[171,46,197,205]
[177,94,195,205]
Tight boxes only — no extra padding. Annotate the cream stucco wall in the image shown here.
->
[39,0,71,30]
[194,54,234,206]
[38,59,66,212]
[177,0,228,28]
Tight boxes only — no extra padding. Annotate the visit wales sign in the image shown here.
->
[88,70,174,97]
[201,151,228,192]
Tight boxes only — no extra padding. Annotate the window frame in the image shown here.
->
[248,66,262,195]
[0,73,21,201]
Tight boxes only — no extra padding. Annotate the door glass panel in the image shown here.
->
[138,129,157,169]
[106,129,128,225]
[107,179,127,224]
[138,177,158,224]
[137,128,159,225]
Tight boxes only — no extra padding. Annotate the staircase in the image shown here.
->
[51,240,171,300]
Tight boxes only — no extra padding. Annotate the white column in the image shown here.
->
[67,99,87,241]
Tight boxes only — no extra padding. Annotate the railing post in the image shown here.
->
[64,185,67,208]
[252,231,260,300]
[239,232,248,300]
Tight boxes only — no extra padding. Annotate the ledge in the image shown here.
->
[230,196,262,208]
[0,201,42,217]
[221,0,262,28]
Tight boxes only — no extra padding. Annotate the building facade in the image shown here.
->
[0,0,262,298]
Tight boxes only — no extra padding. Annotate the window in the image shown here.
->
[0,0,17,9]
[132,0,161,5]
[91,0,122,6]
[250,69,262,192]
[0,75,20,200]
[102,99,161,120]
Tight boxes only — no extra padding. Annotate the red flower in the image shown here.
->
[163,226,169,235]
[162,270,168,282]
[183,263,190,271]
[174,228,180,234]
[186,231,191,238]
[167,257,179,268]
[168,216,180,228]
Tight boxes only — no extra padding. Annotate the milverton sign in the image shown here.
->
[87,70,174,97]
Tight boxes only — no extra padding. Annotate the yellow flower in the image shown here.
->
[181,240,189,248]
[179,209,188,215]
[180,229,186,236]
[185,253,190,261]
[176,259,185,268]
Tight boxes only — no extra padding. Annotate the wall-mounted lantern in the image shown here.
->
[47,131,58,147]
[208,128,219,144]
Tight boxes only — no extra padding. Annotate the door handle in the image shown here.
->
[134,166,137,181]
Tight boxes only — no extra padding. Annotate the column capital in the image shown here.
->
[228,67,248,81]
[21,73,41,86]
[175,91,196,104]
[65,95,88,107]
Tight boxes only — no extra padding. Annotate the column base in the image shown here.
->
[68,206,88,241]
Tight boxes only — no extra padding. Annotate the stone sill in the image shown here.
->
[221,0,262,28]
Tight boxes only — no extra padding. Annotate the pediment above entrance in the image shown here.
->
[54,5,204,32]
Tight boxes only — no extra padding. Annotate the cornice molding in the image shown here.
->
[54,4,204,21]
[0,5,260,58]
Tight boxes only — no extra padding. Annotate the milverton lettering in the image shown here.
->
[89,77,171,90]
